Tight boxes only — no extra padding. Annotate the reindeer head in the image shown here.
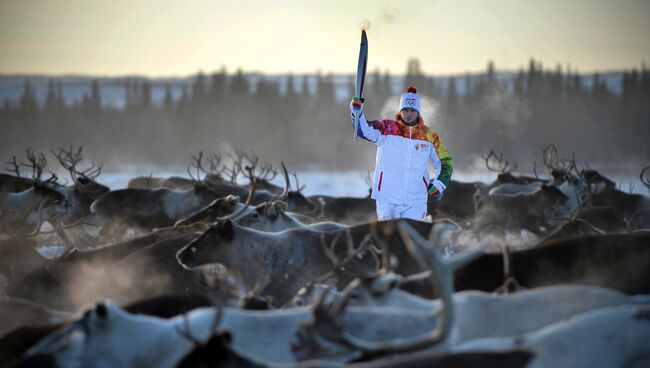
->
[174,195,241,227]
[32,181,68,209]
[51,146,104,191]
[176,220,235,269]
[177,166,257,268]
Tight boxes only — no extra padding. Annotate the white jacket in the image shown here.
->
[354,112,453,205]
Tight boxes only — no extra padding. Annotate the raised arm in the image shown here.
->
[350,98,383,143]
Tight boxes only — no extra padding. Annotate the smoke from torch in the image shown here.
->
[359,19,371,31]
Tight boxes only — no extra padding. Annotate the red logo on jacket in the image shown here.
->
[415,143,428,151]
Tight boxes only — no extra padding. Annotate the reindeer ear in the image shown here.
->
[95,303,108,318]
[220,220,234,241]
[278,201,289,212]
[33,182,44,193]
[196,184,215,197]
[541,184,567,198]
[219,330,233,343]
[228,195,240,209]
[267,203,278,218]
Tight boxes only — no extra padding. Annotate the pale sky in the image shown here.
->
[1,0,648,77]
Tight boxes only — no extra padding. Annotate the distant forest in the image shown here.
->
[1,58,649,173]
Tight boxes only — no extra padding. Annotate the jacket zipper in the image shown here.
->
[378,171,384,192]
[404,126,412,202]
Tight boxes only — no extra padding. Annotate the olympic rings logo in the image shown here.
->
[404,98,417,106]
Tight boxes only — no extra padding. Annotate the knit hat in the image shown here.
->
[399,86,421,113]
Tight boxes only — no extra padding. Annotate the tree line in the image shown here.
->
[1,59,648,172]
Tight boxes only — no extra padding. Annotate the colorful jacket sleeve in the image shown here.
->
[430,133,453,187]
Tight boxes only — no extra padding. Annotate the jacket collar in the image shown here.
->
[397,116,425,130]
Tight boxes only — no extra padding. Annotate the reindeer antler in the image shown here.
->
[540,144,571,176]
[317,227,384,283]
[24,148,48,181]
[641,166,650,193]
[256,162,277,182]
[224,150,243,183]
[187,151,205,182]
[269,161,290,203]
[482,149,518,174]
[289,169,306,193]
[5,156,25,177]
[206,153,224,178]
[239,151,259,180]
[51,145,102,184]
[292,278,361,362]
[214,164,258,221]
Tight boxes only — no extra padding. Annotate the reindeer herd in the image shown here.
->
[1,146,649,367]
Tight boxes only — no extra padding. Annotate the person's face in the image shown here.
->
[400,108,419,124]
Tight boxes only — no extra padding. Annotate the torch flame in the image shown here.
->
[359,19,371,31]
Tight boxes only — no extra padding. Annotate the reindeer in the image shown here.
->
[0,156,35,192]
[472,183,569,237]
[8,178,257,308]
[237,154,316,213]
[236,200,345,232]
[427,179,486,221]
[5,223,207,311]
[90,181,240,241]
[233,151,285,194]
[0,236,54,285]
[47,146,110,247]
[0,182,69,237]
[128,151,228,190]
[16,222,649,367]
[95,159,272,242]
[175,219,439,305]
[584,168,650,220]
[480,149,543,190]
[628,179,650,230]
[293,224,634,362]
[315,194,376,225]
[177,162,343,232]
[0,298,72,338]
[179,159,317,218]
[0,149,69,238]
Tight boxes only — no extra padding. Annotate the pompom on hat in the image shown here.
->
[399,86,421,113]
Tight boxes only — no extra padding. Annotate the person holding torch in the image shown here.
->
[350,86,453,220]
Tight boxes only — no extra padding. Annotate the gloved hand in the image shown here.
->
[349,96,364,114]
[428,179,446,201]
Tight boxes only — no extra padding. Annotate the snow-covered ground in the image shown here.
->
[99,169,649,197]
[100,170,374,197]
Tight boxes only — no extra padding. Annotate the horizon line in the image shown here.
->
[1,64,647,80]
